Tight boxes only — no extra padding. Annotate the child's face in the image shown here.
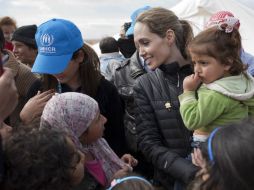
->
[66,137,85,185]
[1,24,16,42]
[190,51,231,84]
[79,111,107,144]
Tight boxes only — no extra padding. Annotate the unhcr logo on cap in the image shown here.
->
[40,34,54,46]
[39,33,56,53]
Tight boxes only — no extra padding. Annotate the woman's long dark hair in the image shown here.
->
[76,43,102,97]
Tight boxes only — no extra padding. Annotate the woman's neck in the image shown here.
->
[165,44,189,67]
[66,74,81,91]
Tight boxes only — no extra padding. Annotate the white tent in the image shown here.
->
[170,0,254,54]
[92,0,254,55]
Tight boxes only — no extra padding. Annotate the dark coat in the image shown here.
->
[113,51,146,152]
[134,62,198,189]
[94,78,126,157]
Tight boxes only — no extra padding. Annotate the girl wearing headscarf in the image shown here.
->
[40,92,137,189]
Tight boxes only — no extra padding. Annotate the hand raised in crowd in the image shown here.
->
[20,89,55,124]
[112,165,132,180]
[111,154,138,180]
[0,122,13,146]
[183,73,202,92]
[192,148,210,181]
[191,148,206,169]
[121,153,138,167]
[0,68,18,122]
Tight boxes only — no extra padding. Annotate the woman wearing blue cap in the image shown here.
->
[21,18,127,158]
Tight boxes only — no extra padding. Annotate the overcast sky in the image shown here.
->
[1,0,180,40]
[1,0,253,40]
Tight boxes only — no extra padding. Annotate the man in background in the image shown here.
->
[99,36,125,82]
[11,25,37,68]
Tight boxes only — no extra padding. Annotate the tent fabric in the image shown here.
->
[170,0,254,54]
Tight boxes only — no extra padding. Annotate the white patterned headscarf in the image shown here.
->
[205,11,240,33]
[40,92,126,185]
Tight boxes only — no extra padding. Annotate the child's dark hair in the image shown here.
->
[188,27,245,75]
[188,119,254,190]
[4,128,76,190]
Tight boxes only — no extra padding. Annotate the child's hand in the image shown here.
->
[183,73,201,92]
[112,165,131,179]
[191,148,206,169]
[121,154,138,167]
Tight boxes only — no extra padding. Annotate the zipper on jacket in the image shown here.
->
[177,72,180,87]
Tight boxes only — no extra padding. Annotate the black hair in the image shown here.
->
[99,37,119,54]
[188,27,244,75]
[189,119,254,190]
[4,128,76,190]
[123,22,132,33]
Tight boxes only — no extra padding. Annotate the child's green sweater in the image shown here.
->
[179,73,254,133]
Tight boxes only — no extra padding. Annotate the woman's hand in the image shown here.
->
[121,154,138,167]
[20,89,55,124]
[183,73,201,92]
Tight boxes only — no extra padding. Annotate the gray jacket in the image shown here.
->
[113,51,146,151]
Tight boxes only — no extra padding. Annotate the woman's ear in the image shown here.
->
[75,50,85,64]
[165,29,175,45]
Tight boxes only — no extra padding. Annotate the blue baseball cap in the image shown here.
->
[32,18,83,74]
[125,6,151,37]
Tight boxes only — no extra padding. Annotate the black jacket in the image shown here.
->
[114,51,146,107]
[94,78,127,157]
[134,62,198,189]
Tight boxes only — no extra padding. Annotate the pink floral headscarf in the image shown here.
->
[40,92,126,185]
[205,11,240,33]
